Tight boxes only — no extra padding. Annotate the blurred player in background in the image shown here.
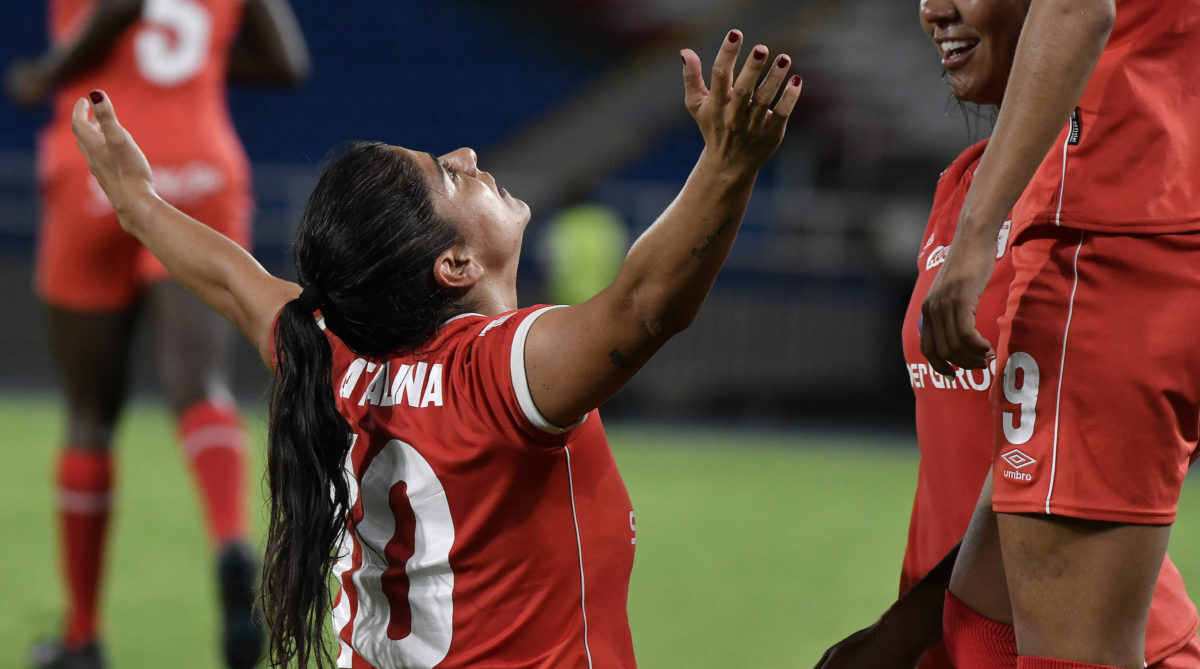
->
[70,30,801,669]
[5,1,308,667]
[816,0,1200,667]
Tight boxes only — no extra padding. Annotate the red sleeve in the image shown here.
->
[455,305,587,451]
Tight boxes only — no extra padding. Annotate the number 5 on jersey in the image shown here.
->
[136,0,212,86]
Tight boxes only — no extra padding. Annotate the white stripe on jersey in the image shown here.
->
[564,447,594,669]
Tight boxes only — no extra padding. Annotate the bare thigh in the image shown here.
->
[997,512,1169,668]
[948,472,1012,624]
[144,280,238,416]
[46,305,138,449]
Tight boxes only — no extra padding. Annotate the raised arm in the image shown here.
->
[919,0,1115,375]
[5,0,143,109]
[524,31,803,427]
[226,0,310,86]
[71,91,298,367]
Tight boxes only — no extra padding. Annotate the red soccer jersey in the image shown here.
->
[902,142,1198,666]
[324,306,637,669]
[1012,0,1200,234]
[39,0,249,196]
[901,140,1009,595]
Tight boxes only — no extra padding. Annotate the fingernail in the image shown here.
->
[752,48,765,60]
[89,90,103,104]
[776,55,789,68]
[791,75,803,87]
[727,30,739,43]
[680,52,686,65]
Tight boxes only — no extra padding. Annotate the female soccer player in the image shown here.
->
[5,1,308,668]
[70,30,802,669]
[816,1,1200,667]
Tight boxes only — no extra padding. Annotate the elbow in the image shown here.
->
[1062,0,1115,41]
[282,49,311,86]
[624,291,696,342]
[1089,0,1116,38]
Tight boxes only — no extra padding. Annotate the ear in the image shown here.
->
[433,244,484,289]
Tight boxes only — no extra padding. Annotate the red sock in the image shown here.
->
[943,590,1018,669]
[1017,658,1123,669]
[57,450,114,648]
[178,400,248,546]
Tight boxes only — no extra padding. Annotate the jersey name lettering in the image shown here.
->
[339,359,445,408]
[907,360,997,392]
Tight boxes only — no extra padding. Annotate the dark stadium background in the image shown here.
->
[0,0,988,428]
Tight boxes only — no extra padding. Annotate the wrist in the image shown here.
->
[695,149,759,187]
[119,188,163,234]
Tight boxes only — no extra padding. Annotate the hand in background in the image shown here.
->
[5,57,53,109]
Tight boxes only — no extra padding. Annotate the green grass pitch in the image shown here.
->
[3,397,1199,668]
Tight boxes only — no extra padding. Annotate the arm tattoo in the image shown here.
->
[690,218,733,260]
[609,348,633,370]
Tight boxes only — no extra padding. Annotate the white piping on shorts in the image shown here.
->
[1046,231,1086,515]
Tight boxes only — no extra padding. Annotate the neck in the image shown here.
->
[465,280,518,316]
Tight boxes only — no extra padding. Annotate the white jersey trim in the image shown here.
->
[1054,124,1070,226]
[509,306,587,434]
[564,447,594,669]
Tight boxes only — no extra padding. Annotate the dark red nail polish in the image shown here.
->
[791,75,802,87]
[776,56,789,68]
[89,90,103,104]
[727,31,739,43]
[752,48,765,60]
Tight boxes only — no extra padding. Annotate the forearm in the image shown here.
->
[612,149,756,337]
[955,0,1113,244]
[36,0,143,87]
[123,192,296,360]
[227,0,310,86]
[868,542,961,658]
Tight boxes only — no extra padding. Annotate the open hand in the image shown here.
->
[680,30,802,174]
[70,90,156,225]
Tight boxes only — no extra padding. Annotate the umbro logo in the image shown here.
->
[1001,449,1036,469]
[1001,449,1036,482]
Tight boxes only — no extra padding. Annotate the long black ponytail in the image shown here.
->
[261,142,465,668]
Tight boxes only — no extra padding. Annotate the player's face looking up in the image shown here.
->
[407,146,532,285]
[919,0,1029,106]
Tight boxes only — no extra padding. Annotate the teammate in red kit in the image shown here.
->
[920,0,1200,667]
[815,1,1200,667]
[70,30,803,669]
[5,1,308,668]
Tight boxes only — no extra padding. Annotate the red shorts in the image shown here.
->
[990,227,1200,524]
[36,164,252,311]
[1153,633,1200,669]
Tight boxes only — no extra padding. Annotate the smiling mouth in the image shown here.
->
[940,39,979,65]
